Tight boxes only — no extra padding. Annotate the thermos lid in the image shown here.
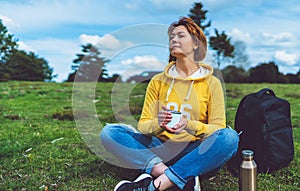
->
[242,150,254,159]
[167,110,181,114]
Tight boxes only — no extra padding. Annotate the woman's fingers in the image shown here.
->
[161,124,176,133]
[158,110,172,125]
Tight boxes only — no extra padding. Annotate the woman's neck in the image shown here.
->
[175,58,198,78]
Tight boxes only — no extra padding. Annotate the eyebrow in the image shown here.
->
[170,31,186,36]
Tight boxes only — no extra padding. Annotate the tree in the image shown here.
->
[0,19,18,63]
[109,74,122,82]
[188,2,211,35]
[209,29,235,68]
[232,41,250,68]
[249,61,286,83]
[285,73,300,83]
[70,44,108,82]
[221,65,248,83]
[283,68,300,83]
[1,50,54,81]
[0,20,53,81]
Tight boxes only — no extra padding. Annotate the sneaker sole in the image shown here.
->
[134,173,152,182]
[113,173,152,191]
[114,180,131,191]
[194,176,201,191]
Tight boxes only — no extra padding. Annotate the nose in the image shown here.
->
[170,37,178,47]
[171,35,178,43]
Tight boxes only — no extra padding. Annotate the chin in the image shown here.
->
[171,52,183,58]
[171,50,181,55]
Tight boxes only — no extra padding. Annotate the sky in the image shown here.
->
[0,0,299,82]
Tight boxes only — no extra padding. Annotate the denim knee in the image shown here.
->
[100,124,111,146]
[221,128,239,155]
[100,123,138,146]
[100,124,123,146]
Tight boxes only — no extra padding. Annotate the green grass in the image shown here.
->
[0,81,299,190]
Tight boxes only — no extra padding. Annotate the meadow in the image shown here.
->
[0,81,299,191]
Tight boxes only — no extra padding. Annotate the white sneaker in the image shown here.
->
[182,176,201,191]
[194,176,201,191]
[114,173,154,191]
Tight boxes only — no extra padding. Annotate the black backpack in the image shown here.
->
[227,88,294,176]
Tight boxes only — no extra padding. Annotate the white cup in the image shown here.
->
[167,110,181,128]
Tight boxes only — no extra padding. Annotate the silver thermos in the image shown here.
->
[239,150,257,191]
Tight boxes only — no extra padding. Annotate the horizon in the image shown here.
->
[1,0,299,82]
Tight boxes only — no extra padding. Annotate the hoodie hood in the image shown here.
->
[163,61,213,81]
[163,61,213,101]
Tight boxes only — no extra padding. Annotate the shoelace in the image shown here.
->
[132,178,151,191]
[132,180,160,191]
[134,189,147,191]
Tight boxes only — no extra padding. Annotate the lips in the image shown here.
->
[171,45,180,50]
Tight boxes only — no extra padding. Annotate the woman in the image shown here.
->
[100,17,239,191]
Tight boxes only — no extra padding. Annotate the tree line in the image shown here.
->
[0,2,299,83]
[66,2,300,84]
[0,20,54,82]
[221,61,300,83]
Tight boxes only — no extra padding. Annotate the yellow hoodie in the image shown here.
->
[137,61,226,142]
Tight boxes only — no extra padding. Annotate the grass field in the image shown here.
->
[0,81,299,190]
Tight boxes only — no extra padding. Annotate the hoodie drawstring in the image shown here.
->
[185,80,194,101]
[165,78,175,101]
[165,79,194,102]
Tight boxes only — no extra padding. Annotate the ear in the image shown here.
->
[193,42,198,49]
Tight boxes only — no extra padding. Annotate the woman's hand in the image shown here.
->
[172,118,188,134]
[158,106,188,133]
[158,106,172,128]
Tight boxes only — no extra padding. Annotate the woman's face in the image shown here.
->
[169,25,196,60]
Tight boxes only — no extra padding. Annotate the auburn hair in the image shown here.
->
[168,17,207,62]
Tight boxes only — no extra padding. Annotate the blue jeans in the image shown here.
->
[100,123,239,189]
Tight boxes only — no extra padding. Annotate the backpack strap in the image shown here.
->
[256,88,275,98]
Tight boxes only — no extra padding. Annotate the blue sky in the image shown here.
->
[0,0,299,82]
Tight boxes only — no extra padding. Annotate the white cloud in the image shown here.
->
[261,32,296,47]
[97,34,132,51]
[230,28,253,44]
[118,55,164,80]
[262,32,294,41]
[121,55,164,69]
[79,34,133,58]
[0,14,20,30]
[79,34,102,46]
[278,65,299,75]
[18,41,35,52]
[274,51,298,66]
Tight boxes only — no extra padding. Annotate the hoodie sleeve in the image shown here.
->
[137,77,164,135]
[186,77,226,137]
